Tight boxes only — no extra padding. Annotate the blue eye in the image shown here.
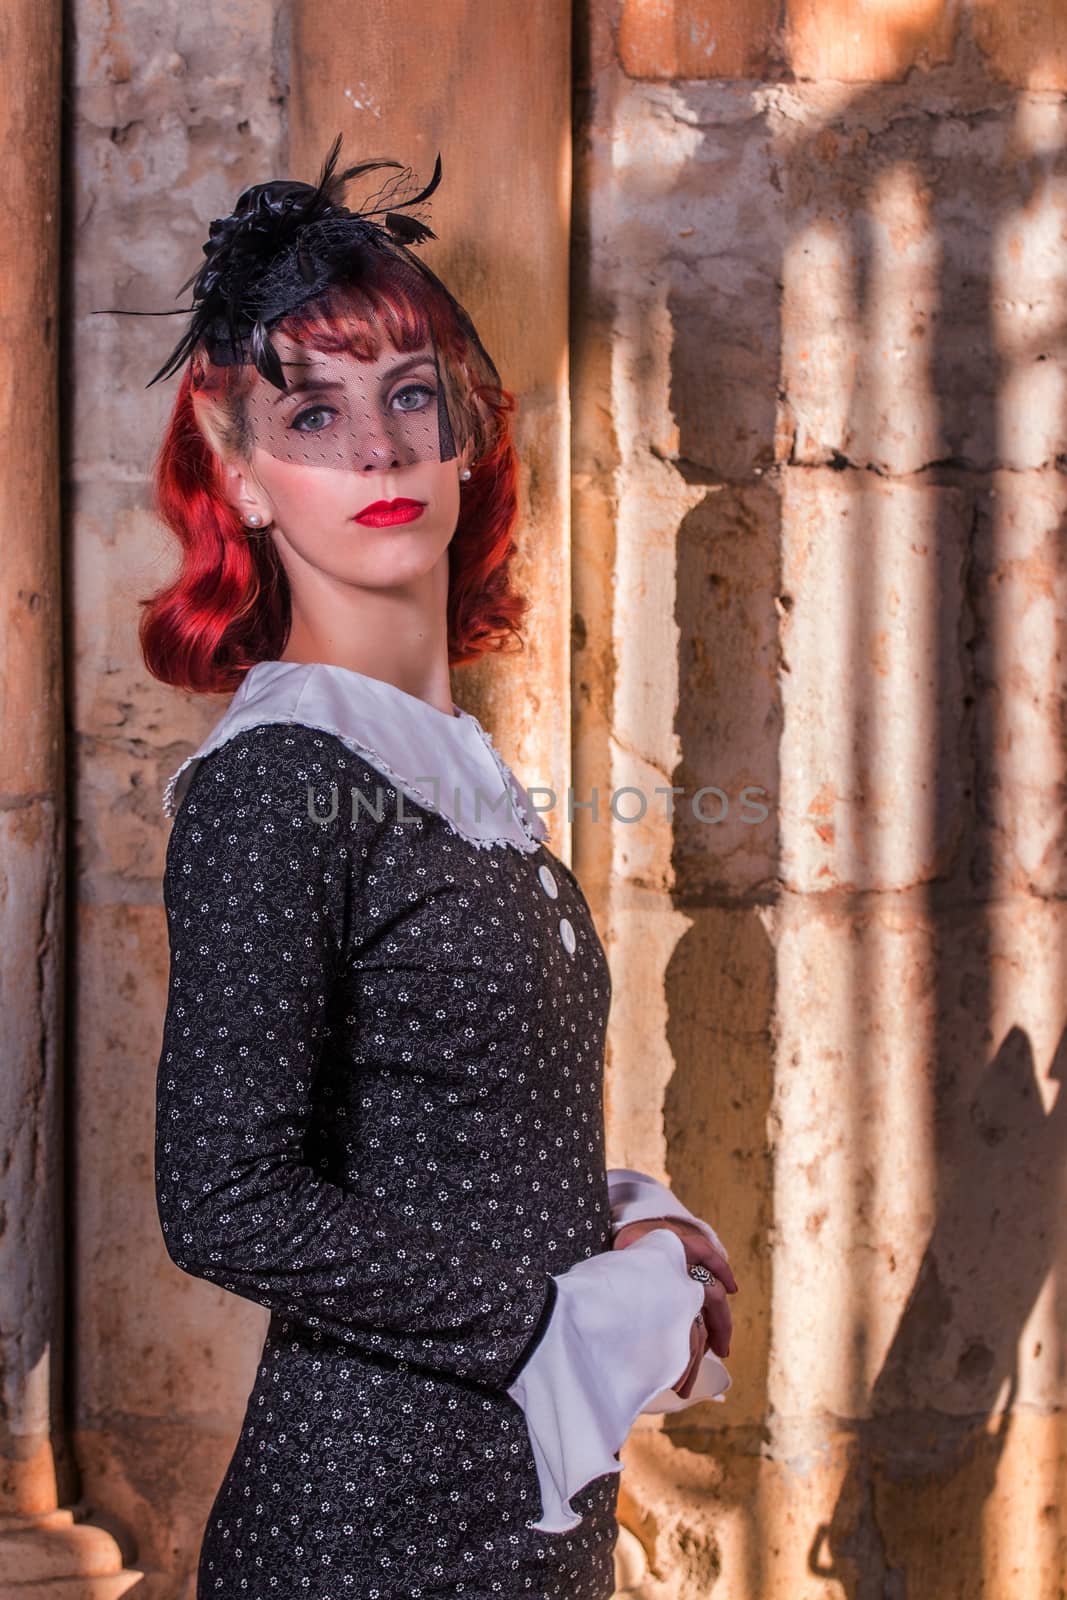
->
[391,383,435,415]
[290,405,336,433]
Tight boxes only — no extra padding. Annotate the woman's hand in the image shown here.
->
[612,1217,738,1397]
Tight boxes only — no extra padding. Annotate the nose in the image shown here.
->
[356,437,401,470]
[353,414,407,472]
[352,404,432,471]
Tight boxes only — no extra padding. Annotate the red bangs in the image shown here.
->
[278,258,439,365]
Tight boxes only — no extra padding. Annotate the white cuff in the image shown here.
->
[506,1229,730,1534]
[606,1166,733,1416]
[607,1165,730,1260]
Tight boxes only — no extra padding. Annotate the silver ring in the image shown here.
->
[689,1264,717,1288]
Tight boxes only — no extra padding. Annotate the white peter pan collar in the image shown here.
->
[162,658,550,856]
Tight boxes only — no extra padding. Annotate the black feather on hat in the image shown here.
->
[94,134,500,395]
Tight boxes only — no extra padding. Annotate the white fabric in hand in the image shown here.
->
[505,1168,734,1533]
[507,1228,711,1532]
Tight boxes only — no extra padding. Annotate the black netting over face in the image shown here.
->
[242,331,458,469]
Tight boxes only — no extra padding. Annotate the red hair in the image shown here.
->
[139,257,530,695]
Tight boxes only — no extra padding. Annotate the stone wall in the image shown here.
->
[68,7,287,1590]
[40,0,1067,1596]
[575,2,1067,1595]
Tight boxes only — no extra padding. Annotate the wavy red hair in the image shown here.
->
[140,258,530,695]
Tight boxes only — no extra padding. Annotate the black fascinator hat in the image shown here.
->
[99,134,501,402]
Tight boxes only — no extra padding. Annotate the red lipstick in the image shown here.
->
[353,498,426,527]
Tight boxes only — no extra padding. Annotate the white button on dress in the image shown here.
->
[559,916,576,954]
[538,864,558,898]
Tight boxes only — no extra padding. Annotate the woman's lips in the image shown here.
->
[353,500,426,527]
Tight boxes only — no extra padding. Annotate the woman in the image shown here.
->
[137,137,738,1598]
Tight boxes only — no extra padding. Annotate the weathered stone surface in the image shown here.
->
[619,0,960,87]
[781,98,1067,476]
[74,1415,252,1599]
[972,0,1067,91]
[969,471,1067,898]
[672,486,780,896]
[772,892,1067,1419]
[572,10,1067,1597]
[618,0,780,82]
[659,906,775,1427]
[600,86,783,481]
[622,1410,1067,1600]
[67,7,286,1595]
[778,470,970,894]
[787,0,957,84]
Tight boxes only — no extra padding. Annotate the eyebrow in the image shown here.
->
[271,352,438,406]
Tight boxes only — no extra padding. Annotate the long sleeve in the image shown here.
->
[154,725,556,1391]
[506,1168,732,1532]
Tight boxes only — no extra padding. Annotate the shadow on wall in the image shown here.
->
[787,22,1067,1590]
[812,1024,1067,1598]
[602,2,1067,1594]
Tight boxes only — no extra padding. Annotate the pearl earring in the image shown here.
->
[246,513,263,527]
[460,468,472,482]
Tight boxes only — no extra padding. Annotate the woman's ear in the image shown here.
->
[221,458,273,529]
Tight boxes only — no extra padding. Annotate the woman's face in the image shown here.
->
[224,328,471,590]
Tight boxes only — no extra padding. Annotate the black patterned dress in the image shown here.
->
[155,715,622,1598]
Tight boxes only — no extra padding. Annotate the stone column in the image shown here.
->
[0,2,139,1591]
[290,0,575,821]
